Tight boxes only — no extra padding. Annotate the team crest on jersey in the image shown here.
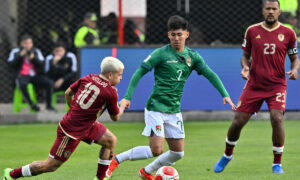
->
[278,34,284,41]
[256,34,261,39]
[156,125,161,132]
[64,151,71,158]
[186,58,192,67]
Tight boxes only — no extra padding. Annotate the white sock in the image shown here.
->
[144,150,184,174]
[226,137,237,146]
[21,164,32,177]
[98,158,111,165]
[116,146,153,163]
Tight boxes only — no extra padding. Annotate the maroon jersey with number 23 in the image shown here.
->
[242,22,297,91]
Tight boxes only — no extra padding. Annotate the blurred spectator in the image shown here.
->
[45,42,77,92]
[0,29,11,60]
[32,24,54,56]
[278,0,298,16]
[74,12,100,48]
[32,15,74,55]
[7,35,54,112]
[100,12,118,44]
[282,12,300,43]
[186,23,205,45]
[124,19,143,45]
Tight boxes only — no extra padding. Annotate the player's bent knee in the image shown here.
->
[151,149,164,157]
[152,151,163,157]
[104,135,117,149]
[271,118,283,128]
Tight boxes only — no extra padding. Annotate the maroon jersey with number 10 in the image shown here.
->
[242,22,297,91]
[59,74,119,140]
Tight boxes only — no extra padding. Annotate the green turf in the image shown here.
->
[1,120,300,179]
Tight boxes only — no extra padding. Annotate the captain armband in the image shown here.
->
[287,48,298,55]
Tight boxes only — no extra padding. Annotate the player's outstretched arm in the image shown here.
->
[286,54,300,80]
[65,87,75,107]
[123,66,148,101]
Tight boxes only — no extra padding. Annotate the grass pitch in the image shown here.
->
[1,120,300,180]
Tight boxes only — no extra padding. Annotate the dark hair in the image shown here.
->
[167,15,188,31]
[20,34,32,42]
[263,0,280,8]
[53,41,66,49]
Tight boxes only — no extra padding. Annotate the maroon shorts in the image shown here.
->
[236,86,286,113]
[49,121,107,162]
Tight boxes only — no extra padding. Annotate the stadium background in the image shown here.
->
[0,0,262,103]
[0,0,298,111]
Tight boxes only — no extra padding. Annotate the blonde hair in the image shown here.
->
[100,56,124,75]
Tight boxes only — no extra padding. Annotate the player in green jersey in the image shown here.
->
[108,15,236,180]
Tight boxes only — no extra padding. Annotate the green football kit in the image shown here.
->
[124,44,229,113]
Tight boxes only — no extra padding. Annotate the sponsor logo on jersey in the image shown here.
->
[167,60,178,63]
[186,58,192,67]
[278,34,284,41]
[242,39,247,47]
[256,34,261,39]
[156,125,161,132]
[144,55,151,62]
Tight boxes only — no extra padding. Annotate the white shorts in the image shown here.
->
[142,108,185,139]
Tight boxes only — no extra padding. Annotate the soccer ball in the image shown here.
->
[155,166,179,180]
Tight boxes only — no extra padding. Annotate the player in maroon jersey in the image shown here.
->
[214,0,300,174]
[3,57,127,180]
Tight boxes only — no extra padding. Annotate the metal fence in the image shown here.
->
[0,0,265,103]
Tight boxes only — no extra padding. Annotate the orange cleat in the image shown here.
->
[105,155,119,178]
[138,167,154,180]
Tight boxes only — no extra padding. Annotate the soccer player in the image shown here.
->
[106,15,236,180]
[214,0,300,174]
[3,57,126,180]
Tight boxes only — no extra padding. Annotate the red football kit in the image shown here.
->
[237,22,298,113]
[50,74,119,161]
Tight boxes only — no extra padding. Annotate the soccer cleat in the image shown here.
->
[105,155,119,178]
[138,167,154,180]
[3,168,15,180]
[214,155,233,173]
[272,164,284,174]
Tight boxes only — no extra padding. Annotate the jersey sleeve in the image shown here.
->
[287,29,298,55]
[242,27,252,53]
[192,53,208,74]
[106,87,120,116]
[123,67,148,100]
[69,78,81,93]
[140,48,161,71]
